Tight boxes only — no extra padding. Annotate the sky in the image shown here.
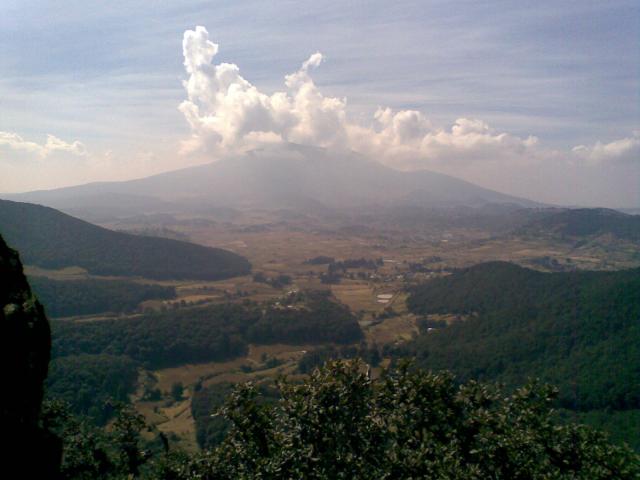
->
[0,0,638,206]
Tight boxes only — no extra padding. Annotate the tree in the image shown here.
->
[171,382,184,402]
[42,400,150,479]
[156,360,640,479]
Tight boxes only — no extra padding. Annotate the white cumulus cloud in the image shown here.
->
[178,26,539,166]
[0,131,86,158]
[177,23,638,207]
[178,26,346,154]
[571,132,640,164]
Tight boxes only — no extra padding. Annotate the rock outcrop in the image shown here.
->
[0,234,59,476]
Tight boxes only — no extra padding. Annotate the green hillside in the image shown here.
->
[51,292,363,370]
[406,261,640,448]
[0,200,250,280]
[517,208,640,241]
[29,276,176,317]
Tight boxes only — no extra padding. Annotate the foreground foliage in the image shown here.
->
[192,382,281,450]
[51,361,640,479]
[43,401,154,479]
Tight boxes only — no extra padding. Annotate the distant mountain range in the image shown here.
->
[3,144,540,218]
[0,200,251,280]
[4,144,638,242]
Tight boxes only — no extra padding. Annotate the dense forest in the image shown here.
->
[30,276,176,317]
[46,354,139,424]
[52,293,362,370]
[0,200,251,280]
[51,303,258,369]
[246,291,362,345]
[297,343,382,374]
[328,257,383,271]
[405,261,640,448]
[48,294,362,425]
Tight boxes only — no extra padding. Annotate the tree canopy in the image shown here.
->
[150,361,640,479]
[405,261,640,449]
[30,276,176,317]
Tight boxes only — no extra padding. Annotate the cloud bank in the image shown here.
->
[571,132,640,165]
[178,26,640,180]
[178,26,545,167]
[0,131,86,158]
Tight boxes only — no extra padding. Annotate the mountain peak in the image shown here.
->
[3,146,539,216]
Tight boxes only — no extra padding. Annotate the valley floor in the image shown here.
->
[37,217,640,450]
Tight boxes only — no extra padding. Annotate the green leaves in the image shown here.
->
[49,360,640,478]
[406,262,640,447]
[178,360,640,479]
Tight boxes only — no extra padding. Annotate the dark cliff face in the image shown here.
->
[0,234,57,473]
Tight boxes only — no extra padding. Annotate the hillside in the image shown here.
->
[517,208,640,242]
[0,200,251,280]
[51,291,362,370]
[4,144,539,218]
[406,262,640,447]
[29,276,176,317]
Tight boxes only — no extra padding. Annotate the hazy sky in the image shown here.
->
[1,1,638,206]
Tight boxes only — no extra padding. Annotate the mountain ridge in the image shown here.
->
[516,208,640,241]
[3,144,541,216]
[0,200,251,280]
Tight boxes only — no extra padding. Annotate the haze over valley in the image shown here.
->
[1,2,639,477]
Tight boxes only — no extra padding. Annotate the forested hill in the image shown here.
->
[29,276,176,317]
[517,208,640,241]
[0,200,250,280]
[406,262,640,446]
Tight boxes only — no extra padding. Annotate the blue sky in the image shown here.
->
[0,1,638,206]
